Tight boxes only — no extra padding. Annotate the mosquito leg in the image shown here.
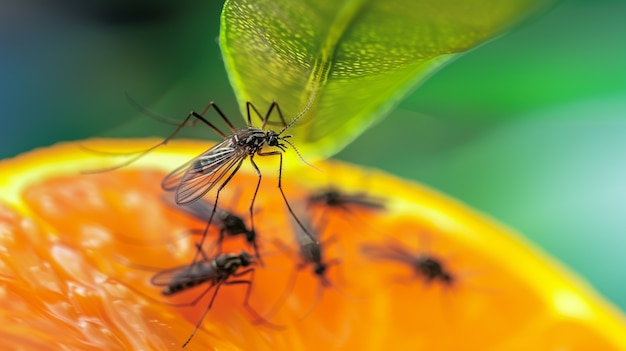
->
[261,101,283,129]
[206,102,237,134]
[250,236,263,266]
[246,101,267,127]
[82,104,230,174]
[182,282,223,348]
[226,268,284,329]
[268,101,287,128]
[194,242,211,262]
[257,150,319,244]
[247,156,263,241]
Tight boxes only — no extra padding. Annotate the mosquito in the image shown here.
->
[161,193,262,264]
[360,238,454,286]
[268,211,347,320]
[161,84,319,267]
[149,247,279,347]
[308,188,386,213]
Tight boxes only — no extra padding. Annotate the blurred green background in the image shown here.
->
[2,0,625,313]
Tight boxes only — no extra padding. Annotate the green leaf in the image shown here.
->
[220,0,550,162]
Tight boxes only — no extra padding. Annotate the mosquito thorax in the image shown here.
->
[417,256,450,283]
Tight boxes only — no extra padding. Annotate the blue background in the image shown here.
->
[2,0,625,314]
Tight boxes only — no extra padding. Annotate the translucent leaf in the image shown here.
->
[220,0,550,161]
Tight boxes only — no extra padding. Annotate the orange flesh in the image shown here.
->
[0,139,625,350]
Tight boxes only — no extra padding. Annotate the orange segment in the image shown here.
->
[0,138,625,350]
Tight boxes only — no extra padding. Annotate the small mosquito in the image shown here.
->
[360,238,454,286]
[149,247,278,347]
[161,193,262,263]
[307,187,386,212]
[268,212,344,320]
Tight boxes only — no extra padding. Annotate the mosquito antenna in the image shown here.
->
[281,138,321,172]
[279,81,318,134]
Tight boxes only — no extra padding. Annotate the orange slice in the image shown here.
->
[0,139,625,350]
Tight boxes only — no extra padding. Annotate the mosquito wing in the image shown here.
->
[161,157,197,192]
[161,139,248,205]
[150,262,215,287]
[160,193,222,223]
[360,241,416,264]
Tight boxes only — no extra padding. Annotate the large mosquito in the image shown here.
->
[86,84,319,259]
[161,85,319,266]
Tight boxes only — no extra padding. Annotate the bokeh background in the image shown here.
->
[2,0,625,314]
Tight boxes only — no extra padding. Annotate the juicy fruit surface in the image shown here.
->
[0,139,625,350]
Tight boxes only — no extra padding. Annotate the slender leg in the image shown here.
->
[226,268,284,329]
[247,156,263,241]
[247,101,286,129]
[182,282,223,348]
[257,150,319,244]
[246,101,266,126]
[206,102,237,133]
[268,101,288,128]
[82,106,228,173]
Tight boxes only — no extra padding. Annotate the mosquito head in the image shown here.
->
[313,261,327,278]
[239,251,254,267]
[265,130,281,147]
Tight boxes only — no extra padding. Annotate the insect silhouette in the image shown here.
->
[308,187,386,213]
[149,247,278,347]
[160,84,319,266]
[161,193,262,264]
[360,238,454,286]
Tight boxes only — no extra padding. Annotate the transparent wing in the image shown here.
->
[160,193,220,223]
[161,140,248,205]
[161,158,196,192]
[360,241,415,264]
[150,265,195,286]
[150,263,215,286]
[341,193,387,209]
[161,139,236,192]
[175,152,246,205]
